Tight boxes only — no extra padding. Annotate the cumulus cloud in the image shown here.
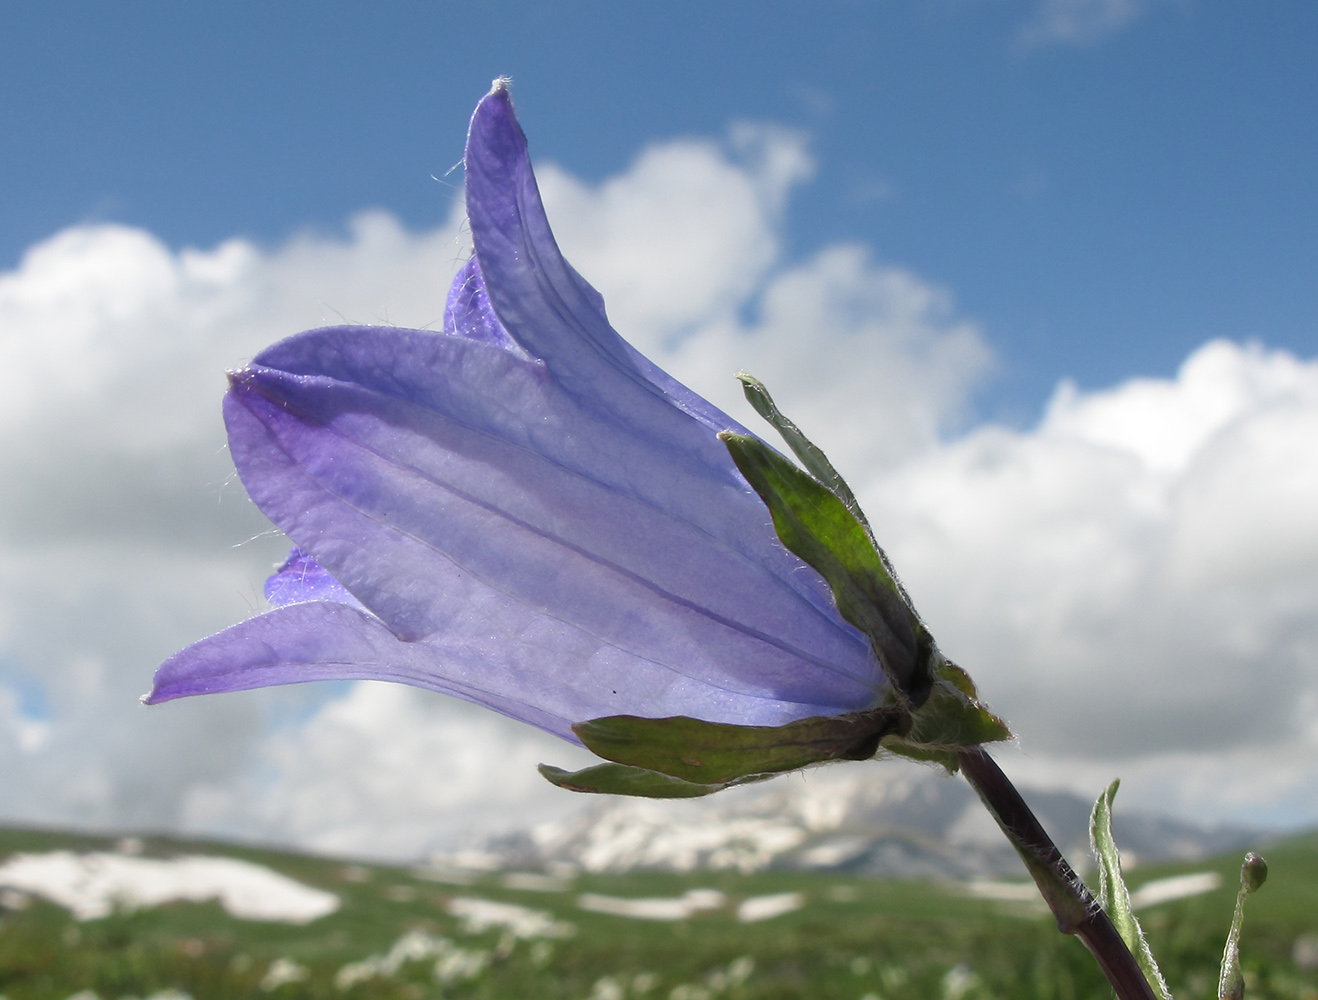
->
[536,123,814,344]
[866,340,1318,826]
[540,125,990,476]
[1,113,1312,859]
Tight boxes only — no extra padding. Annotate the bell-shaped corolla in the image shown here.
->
[147,82,893,773]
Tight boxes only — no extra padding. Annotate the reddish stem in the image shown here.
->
[957,748,1157,1000]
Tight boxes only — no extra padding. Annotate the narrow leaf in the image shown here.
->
[538,762,732,798]
[1090,780,1173,1000]
[1219,852,1268,1000]
[720,430,925,699]
[573,707,904,785]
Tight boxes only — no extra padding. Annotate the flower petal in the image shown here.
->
[463,82,756,442]
[457,86,866,638]
[442,255,527,357]
[221,324,881,726]
[264,547,366,610]
[146,601,580,740]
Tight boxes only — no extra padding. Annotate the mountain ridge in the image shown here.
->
[450,759,1261,881]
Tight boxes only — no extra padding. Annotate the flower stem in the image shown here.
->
[956,747,1157,1000]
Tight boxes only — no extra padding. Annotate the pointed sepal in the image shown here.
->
[538,762,744,798]
[719,429,928,701]
[881,660,1012,772]
[735,373,870,531]
[571,708,904,785]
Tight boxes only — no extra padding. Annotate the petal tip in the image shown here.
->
[226,367,257,392]
[470,78,522,153]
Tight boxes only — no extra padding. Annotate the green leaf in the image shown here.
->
[1090,780,1173,1000]
[572,707,904,785]
[538,762,736,798]
[1219,852,1268,1000]
[880,660,1012,772]
[719,430,927,700]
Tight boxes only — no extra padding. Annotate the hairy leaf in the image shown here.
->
[1091,780,1173,1000]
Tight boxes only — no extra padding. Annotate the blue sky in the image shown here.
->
[2,1,1317,854]
[5,1,1314,420]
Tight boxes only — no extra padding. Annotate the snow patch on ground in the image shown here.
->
[735,891,805,922]
[444,896,575,939]
[1128,871,1223,909]
[577,888,727,921]
[0,851,339,923]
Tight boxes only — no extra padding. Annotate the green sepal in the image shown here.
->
[880,660,1012,772]
[572,707,905,786]
[734,373,923,635]
[719,429,927,701]
[735,373,870,532]
[1091,780,1173,1000]
[538,762,739,798]
[1219,852,1268,1000]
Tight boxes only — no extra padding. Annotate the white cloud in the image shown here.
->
[536,123,813,344]
[1017,0,1158,47]
[659,246,991,473]
[865,340,1318,827]
[0,205,475,839]
[181,684,597,861]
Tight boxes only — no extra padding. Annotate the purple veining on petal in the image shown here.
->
[229,324,874,685]
[264,547,367,611]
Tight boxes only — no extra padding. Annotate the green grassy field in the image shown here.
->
[0,824,1314,1000]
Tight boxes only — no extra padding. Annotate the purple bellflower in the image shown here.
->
[144,85,1168,1000]
[149,81,1003,795]
[149,83,887,744]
